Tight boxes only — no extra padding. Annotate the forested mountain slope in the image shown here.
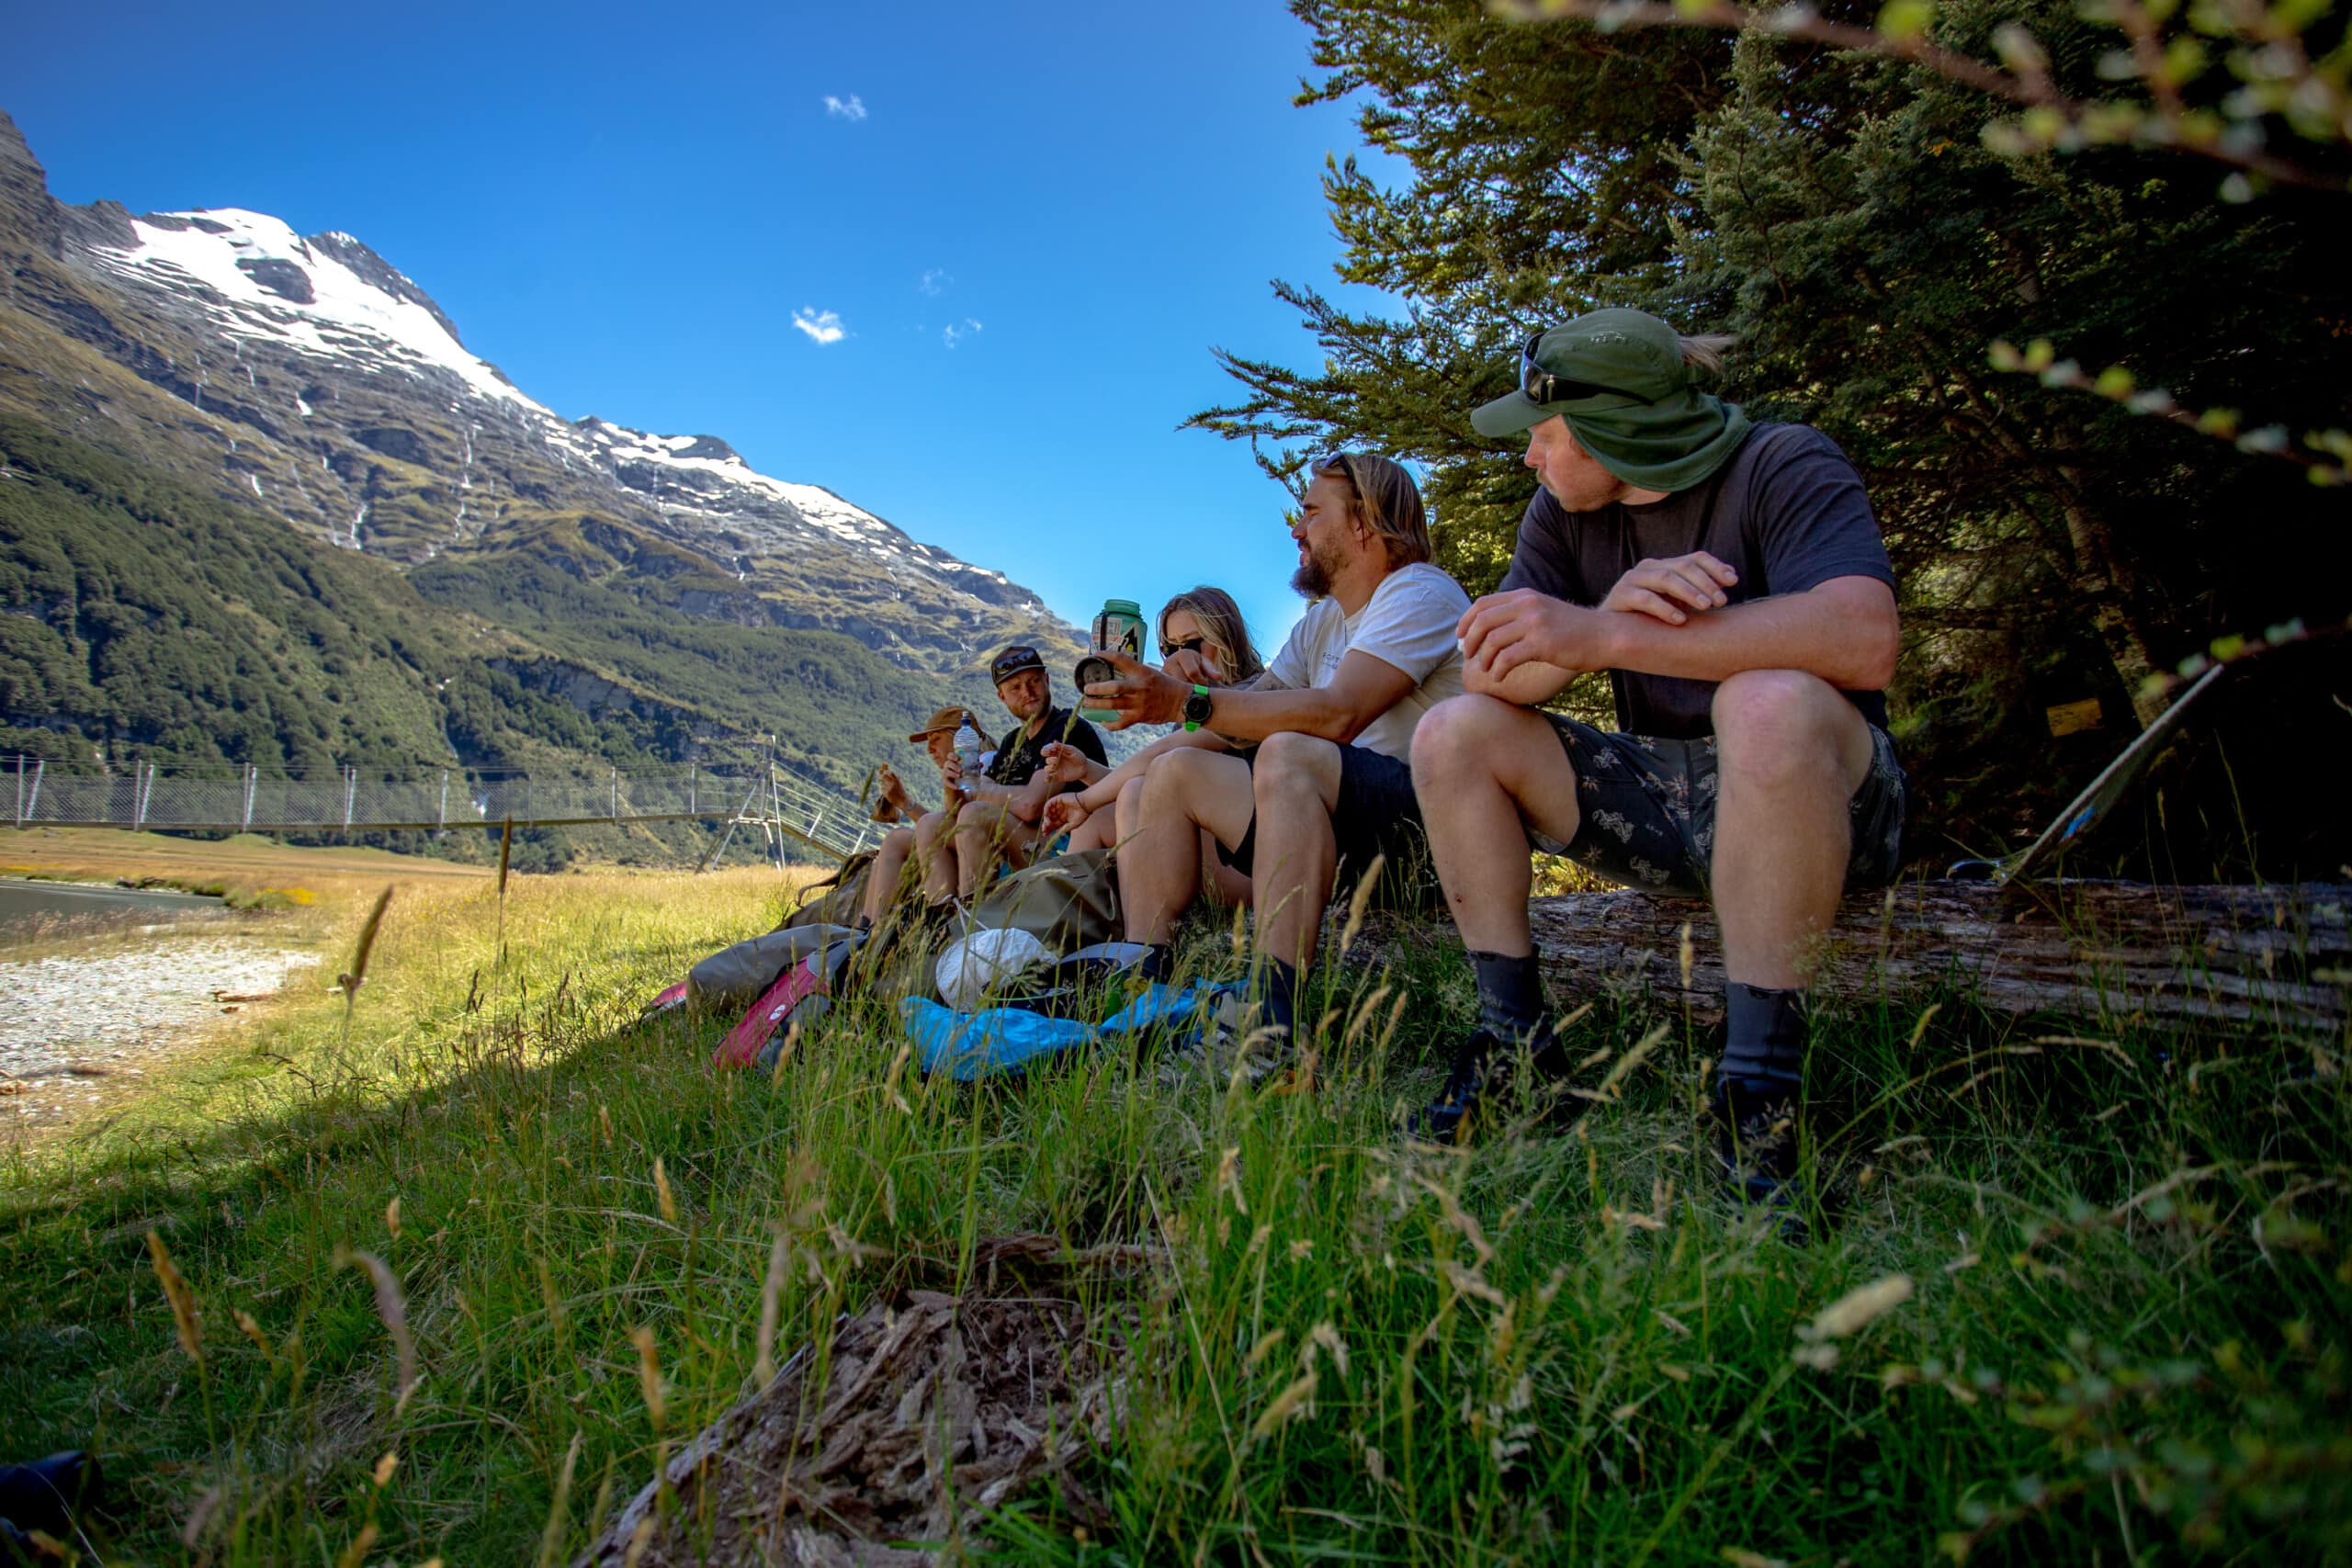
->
[0,414,1010,806]
[0,108,1083,801]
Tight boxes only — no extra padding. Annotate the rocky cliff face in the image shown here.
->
[0,109,1077,680]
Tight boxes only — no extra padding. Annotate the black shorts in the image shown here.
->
[1218,744,1434,898]
[1529,717,1906,897]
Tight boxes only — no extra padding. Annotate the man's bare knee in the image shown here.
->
[1141,746,1219,816]
[1411,694,1540,783]
[1413,693,1578,816]
[1254,731,1340,805]
[1713,670,1856,792]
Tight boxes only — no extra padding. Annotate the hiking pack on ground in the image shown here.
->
[651,847,1148,1076]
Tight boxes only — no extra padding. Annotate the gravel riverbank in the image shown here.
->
[0,933,320,1132]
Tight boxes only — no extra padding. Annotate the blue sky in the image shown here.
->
[4,0,1417,654]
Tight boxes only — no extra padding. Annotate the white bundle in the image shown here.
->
[934,928,1049,1011]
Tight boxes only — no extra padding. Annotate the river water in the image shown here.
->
[0,876,227,930]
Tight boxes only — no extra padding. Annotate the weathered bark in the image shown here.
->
[1501,880,2348,1034]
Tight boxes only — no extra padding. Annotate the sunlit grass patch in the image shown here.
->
[0,866,2345,1562]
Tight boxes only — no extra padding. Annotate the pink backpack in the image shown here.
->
[712,955,829,1069]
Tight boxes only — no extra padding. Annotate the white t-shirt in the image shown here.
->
[1265,562,1471,761]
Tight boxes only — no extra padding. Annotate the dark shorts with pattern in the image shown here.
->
[1219,744,1435,900]
[1527,717,1906,897]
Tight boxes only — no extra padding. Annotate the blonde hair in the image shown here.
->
[1312,452,1430,569]
[1158,586,1264,684]
[1679,333,1736,377]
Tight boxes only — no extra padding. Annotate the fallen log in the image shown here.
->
[1495,881,2349,1033]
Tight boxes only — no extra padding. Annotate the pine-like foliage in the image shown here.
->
[1193,0,2350,862]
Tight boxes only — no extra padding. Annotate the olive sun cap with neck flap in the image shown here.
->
[1471,307,1752,494]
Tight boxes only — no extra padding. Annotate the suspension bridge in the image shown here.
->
[3,756,883,863]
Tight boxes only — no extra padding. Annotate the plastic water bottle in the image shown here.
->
[953,719,983,787]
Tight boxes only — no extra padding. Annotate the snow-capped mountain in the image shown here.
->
[0,109,1070,676]
[85,207,544,414]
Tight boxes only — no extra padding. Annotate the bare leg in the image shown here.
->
[988,821,1042,888]
[1250,732,1346,972]
[1067,805,1116,852]
[1410,695,1586,958]
[1117,750,1256,945]
[952,798,1019,899]
[1708,671,1875,988]
[1109,775,1148,851]
[916,809,956,905]
[861,826,917,926]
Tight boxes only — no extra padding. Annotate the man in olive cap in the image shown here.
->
[1407,308,1906,1232]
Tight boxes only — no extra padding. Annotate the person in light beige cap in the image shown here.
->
[857,706,994,931]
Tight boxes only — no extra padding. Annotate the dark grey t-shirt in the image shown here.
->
[1496,422,1894,739]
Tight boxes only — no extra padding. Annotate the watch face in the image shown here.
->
[1183,686,1215,725]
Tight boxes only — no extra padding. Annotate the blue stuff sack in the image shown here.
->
[902,979,1232,1081]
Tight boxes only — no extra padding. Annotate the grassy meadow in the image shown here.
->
[2,854,2347,1563]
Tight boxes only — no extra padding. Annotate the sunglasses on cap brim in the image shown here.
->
[1519,329,1657,407]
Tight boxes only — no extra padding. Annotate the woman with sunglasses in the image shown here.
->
[1038,588,1262,896]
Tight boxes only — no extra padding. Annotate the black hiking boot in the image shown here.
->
[1404,1028,1570,1145]
[0,1450,105,1545]
[1712,1077,1810,1244]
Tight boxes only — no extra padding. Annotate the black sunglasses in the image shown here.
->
[1519,330,1655,407]
[990,648,1043,682]
[1159,635,1208,660]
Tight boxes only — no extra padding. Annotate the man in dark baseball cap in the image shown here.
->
[914,643,1106,904]
[989,645,1046,685]
[1407,307,1908,1242]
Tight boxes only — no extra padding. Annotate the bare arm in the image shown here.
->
[1083,649,1414,744]
[1464,655,1582,706]
[1461,577,1900,698]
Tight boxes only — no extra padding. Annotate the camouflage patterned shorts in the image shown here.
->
[1527,717,1906,897]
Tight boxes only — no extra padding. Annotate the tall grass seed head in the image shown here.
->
[628,1325,666,1427]
[653,1156,678,1224]
[145,1230,203,1365]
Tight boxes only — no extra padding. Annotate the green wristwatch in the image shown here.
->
[1182,683,1214,732]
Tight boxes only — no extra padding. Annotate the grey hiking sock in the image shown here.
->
[1470,948,1549,1048]
[1720,983,1807,1098]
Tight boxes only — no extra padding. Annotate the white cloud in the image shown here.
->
[919,268,949,296]
[822,94,867,121]
[792,308,847,345]
[942,318,983,349]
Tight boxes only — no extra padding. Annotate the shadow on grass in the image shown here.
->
[1,878,2346,1565]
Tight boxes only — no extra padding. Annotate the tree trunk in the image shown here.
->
[2055,495,2170,728]
[1387,881,2347,1034]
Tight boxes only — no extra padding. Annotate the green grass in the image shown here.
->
[3,867,2346,1563]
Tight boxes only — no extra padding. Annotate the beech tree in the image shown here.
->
[1193,0,2349,858]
